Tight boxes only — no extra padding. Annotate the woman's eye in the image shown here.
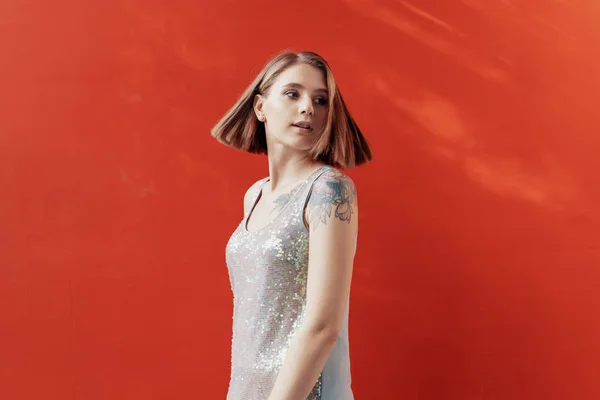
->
[285,91,327,105]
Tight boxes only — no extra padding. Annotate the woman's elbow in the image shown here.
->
[304,318,342,343]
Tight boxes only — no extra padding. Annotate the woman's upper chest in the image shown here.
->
[245,182,308,233]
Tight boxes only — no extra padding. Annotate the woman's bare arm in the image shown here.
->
[268,169,358,400]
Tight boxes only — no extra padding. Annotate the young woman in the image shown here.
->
[211,50,373,400]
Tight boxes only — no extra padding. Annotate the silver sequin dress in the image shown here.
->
[225,165,354,400]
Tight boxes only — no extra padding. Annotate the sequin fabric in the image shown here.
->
[224,165,354,400]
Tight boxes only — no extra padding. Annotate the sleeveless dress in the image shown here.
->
[225,165,354,400]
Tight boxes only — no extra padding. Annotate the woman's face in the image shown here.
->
[255,63,329,151]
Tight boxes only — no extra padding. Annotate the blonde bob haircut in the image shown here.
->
[210,50,373,169]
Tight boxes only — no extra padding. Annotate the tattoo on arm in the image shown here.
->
[306,169,357,232]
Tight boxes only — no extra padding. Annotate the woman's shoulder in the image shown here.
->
[313,166,357,193]
[308,167,358,213]
[305,166,358,232]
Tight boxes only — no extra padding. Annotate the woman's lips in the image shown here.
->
[292,123,313,132]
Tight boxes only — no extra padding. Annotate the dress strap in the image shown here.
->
[298,165,334,221]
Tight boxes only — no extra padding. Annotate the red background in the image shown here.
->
[1,0,600,399]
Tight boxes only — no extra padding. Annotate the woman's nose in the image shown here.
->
[299,95,314,115]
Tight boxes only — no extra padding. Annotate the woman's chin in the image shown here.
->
[268,130,318,151]
[286,138,317,152]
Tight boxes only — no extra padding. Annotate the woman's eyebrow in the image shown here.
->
[282,82,328,94]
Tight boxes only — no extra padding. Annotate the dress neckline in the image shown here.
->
[244,165,329,233]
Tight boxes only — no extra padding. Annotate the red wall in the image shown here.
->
[1,1,599,399]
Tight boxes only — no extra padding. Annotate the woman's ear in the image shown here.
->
[253,94,265,121]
